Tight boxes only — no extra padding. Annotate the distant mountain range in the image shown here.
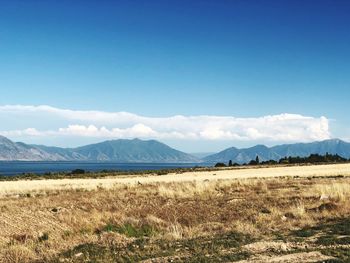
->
[0,136,199,163]
[1,135,350,164]
[190,152,216,159]
[203,139,350,164]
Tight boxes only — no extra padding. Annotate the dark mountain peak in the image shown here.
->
[225,146,239,151]
[95,138,155,145]
[245,144,269,151]
[71,138,198,162]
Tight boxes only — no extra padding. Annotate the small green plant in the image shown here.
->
[38,232,49,242]
[99,223,156,238]
[63,230,72,238]
[79,228,92,235]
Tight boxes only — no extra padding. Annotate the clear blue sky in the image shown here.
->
[0,0,349,151]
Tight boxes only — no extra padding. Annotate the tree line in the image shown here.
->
[215,153,349,167]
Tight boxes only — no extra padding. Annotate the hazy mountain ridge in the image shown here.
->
[0,136,199,163]
[0,136,57,161]
[72,139,199,162]
[203,139,350,164]
[1,135,350,164]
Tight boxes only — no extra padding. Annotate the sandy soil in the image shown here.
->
[0,163,349,196]
[236,251,333,263]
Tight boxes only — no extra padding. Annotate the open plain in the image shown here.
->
[1,163,350,196]
[0,164,350,262]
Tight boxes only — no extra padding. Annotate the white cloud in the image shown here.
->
[0,105,331,142]
[0,128,43,137]
[57,124,158,138]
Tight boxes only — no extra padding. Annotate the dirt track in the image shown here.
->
[1,163,350,196]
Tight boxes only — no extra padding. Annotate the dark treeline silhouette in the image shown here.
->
[277,153,347,164]
[215,153,349,168]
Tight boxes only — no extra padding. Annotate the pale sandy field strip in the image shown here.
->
[1,163,350,195]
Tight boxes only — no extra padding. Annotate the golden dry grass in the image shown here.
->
[0,165,349,262]
[0,163,350,196]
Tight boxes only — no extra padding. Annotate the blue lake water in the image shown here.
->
[0,162,211,176]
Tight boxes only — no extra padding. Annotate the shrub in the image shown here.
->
[99,223,156,238]
[38,232,49,242]
[215,163,227,167]
[71,169,85,175]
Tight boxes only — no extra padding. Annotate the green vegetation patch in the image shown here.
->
[291,228,318,238]
[290,218,350,241]
[98,222,157,238]
[48,231,253,263]
[317,235,350,246]
[288,218,350,262]
[320,248,350,262]
[315,218,350,246]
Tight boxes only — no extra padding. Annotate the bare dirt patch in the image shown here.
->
[237,251,333,263]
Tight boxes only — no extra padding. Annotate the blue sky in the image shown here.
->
[0,0,349,152]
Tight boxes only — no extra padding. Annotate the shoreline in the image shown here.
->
[1,160,349,180]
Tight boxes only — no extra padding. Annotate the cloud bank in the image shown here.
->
[0,105,330,142]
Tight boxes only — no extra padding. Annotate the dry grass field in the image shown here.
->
[0,164,350,262]
[1,163,350,196]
